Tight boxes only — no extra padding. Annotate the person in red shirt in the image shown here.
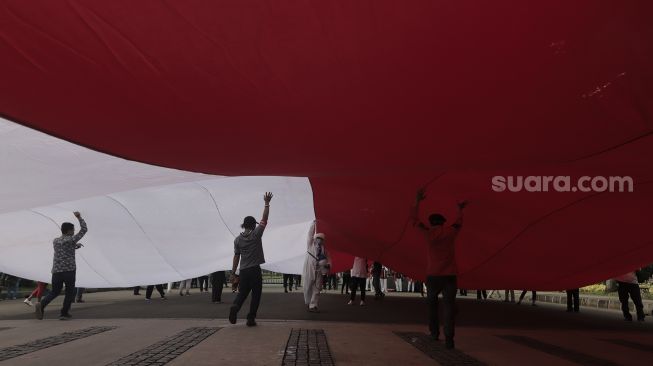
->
[412,188,467,350]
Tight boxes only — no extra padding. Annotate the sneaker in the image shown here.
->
[145,298,151,301]
[59,314,72,321]
[360,301,366,306]
[24,298,33,306]
[246,319,257,327]
[35,302,44,320]
[308,307,320,313]
[347,300,353,305]
[229,306,238,324]
[161,296,167,300]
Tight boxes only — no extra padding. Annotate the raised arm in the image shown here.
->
[72,212,87,242]
[452,201,467,229]
[261,192,273,222]
[306,221,316,249]
[412,188,428,231]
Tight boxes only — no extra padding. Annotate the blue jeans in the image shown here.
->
[8,278,21,299]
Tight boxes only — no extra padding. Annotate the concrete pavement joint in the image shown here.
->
[0,326,117,362]
[106,326,220,366]
[600,338,653,353]
[394,332,485,366]
[497,335,619,366]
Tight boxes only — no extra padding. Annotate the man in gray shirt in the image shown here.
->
[36,211,87,320]
[229,192,273,326]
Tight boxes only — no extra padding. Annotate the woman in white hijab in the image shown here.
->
[303,221,330,313]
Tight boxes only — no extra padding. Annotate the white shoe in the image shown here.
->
[24,299,33,306]
[360,301,366,306]
[347,300,353,305]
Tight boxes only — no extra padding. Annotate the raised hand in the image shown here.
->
[416,188,427,202]
[264,192,273,203]
[73,211,81,218]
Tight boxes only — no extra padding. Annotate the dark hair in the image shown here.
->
[428,214,446,226]
[61,222,74,234]
[241,216,257,230]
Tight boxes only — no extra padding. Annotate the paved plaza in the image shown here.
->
[0,288,651,365]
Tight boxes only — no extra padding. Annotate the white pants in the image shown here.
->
[396,279,402,292]
[381,278,387,293]
[179,279,192,294]
[407,280,414,292]
[309,272,324,309]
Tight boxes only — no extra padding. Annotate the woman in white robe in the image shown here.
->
[303,221,330,312]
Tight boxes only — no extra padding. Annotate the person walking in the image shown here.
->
[341,270,351,295]
[412,188,467,350]
[198,275,209,293]
[348,257,367,306]
[74,287,85,303]
[566,288,580,312]
[7,276,21,300]
[210,271,226,303]
[503,290,515,303]
[371,262,385,299]
[24,282,47,306]
[145,284,167,300]
[517,290,537,306]
[303,221,330,313]
[133,286,142,295]
[283,273,295,293]
[229,192,273,327]
[178,279,192,296]
[614,272,645,321]
[35,211,87,320]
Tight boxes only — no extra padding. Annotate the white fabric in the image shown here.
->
[351,257,367,278]
[0,118,315,287]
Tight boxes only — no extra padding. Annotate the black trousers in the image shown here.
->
[476,290,487,299]
[459,289,467,296]
[566,289,580,312]
[341,274,351,294]
[146,284,166,299]
[330,275,337,290]
[295,275,301,288]
[232,266,262,321]
[283,274,294,290]
[350,277,366,301]
[41,270,76,316]
[426,275,457,341]
[133,286,141,295]
[372,274,382,295]
[210,271,225,302]
[198,276,209,291]
[617,281,645,320]
[519,290,537,303]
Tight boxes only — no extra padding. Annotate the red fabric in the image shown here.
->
[1,1,653,289]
